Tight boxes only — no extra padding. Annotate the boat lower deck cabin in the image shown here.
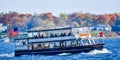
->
[15,27,104,56]
[15,38,103,56]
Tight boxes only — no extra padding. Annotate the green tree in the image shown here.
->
[59,13,68,20]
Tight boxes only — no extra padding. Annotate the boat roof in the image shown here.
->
[27,27,80,32]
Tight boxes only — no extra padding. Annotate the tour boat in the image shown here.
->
[14,27,104,56]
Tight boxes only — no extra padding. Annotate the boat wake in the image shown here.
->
[0,53,14,57]
[84,48,112,55]
[58,53,71,56]
[58,48,111,56]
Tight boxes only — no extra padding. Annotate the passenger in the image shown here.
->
[50,34,53,37]
[33,35,35,39]
[41,34,44,38]
[51,33,54,37]
[31,44,34,50]
[61,43,65,50]
[22,41,26,45]
[68,32,71,36]
[38,34,41,38]
[38,44,42,49]
[63,33,66,36]
[40,34,43,38]
[35,35,37,39]
[60,33,62,36]
[61,33,64,36]
[70,41,73,47]
[55,34,57,37]
[44,33,47,38]
[56,33,59,37]
[53,43,57,48]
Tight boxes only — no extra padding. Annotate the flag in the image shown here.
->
[99,32,103,37]
[8,28,19,37]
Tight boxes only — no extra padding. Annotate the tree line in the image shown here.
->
[0,11,120,31]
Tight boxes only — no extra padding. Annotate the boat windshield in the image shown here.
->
[81,38,97,45]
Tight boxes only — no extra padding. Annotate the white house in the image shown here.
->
[92,24,111,31]
[0,23,7,32]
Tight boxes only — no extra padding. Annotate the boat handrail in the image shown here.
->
[27,27,80,33]
[15,35,75,41]
[28,39,78,44]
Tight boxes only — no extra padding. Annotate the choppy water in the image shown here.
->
[0,38,120,60]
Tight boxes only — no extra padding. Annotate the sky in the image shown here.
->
[0,0,120,16]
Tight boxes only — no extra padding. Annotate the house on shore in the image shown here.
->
[92,24,111,31]
[0,23,7,32]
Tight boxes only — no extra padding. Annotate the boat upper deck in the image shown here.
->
[27,27,75,32]
[15,27,92,42]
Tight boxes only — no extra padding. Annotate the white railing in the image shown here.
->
[29,36,76,43]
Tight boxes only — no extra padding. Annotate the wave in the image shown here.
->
[0,53,14,57]
[58,48,111,56]
[84,48,112,55]
[58,53,71,56]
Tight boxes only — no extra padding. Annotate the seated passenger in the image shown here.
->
[53,43,57,48]
[38,44,42,49]
[57,33,60,37]
[50,34,54,37]
[39,34,41,38]
[55,34,57,37]
[41,34,44,38]
[62,33,67,36]
[31,45,34,50]
[61,33,63,36]
[68,32,71,36]
[35,35,37,39]
[61,33,64,36]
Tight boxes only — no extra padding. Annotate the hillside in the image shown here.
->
[0,12,120,31]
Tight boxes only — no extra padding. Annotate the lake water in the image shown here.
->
[0,38,120,60]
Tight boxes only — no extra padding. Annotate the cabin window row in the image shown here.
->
[28,32,72,39]
[28,40,96,50]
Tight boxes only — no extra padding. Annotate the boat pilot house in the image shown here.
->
[15,27,104,56]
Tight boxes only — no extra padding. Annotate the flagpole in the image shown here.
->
[6,23,10,41]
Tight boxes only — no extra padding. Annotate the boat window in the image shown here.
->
[82,39,90,45]
[68,32,71,36]
[33,44,38,49]
[44,43,50,48]
[28,33,33,37]
[32,43,49,49]
[65,41,71,47]
[70,40,77,46]
[76,40,82,46]
[15,40,27,46]
[44,42,59,48]
[93,39,98,44]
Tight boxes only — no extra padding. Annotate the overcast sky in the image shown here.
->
[0,0,120,16]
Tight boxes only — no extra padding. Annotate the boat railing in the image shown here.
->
[15,37,100,51]
[80,38,98,46]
